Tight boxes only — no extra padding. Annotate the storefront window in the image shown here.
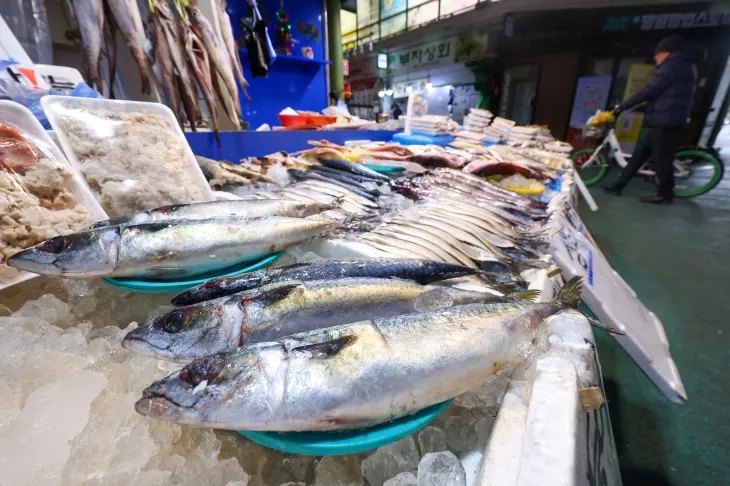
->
[584,58,615,77]
[440,0,477,17]
[380,0,406,17]
[381,13,407,37]
[407,0,438,29]
[500,64,540,125]
[608,57,646,108]
[357,24,380,44]
[344,0,482,49]
[357,0,379,28]
[341,10,358,38]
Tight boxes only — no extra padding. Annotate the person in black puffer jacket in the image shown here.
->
[603,35,706,204]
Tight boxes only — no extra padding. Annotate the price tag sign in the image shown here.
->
[549,205,686,403]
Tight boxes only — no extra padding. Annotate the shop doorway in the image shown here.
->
[499,64,539,125]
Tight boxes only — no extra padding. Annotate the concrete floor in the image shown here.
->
[580,127,730,486]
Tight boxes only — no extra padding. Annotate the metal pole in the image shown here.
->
[326,0,344,103]
[322,0,330,99]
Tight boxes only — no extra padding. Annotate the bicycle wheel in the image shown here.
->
[672,149,724,198]
[570,148,609,186]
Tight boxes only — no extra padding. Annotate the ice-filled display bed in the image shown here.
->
[0,266,614,486]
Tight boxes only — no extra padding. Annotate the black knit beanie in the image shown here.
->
[656,35,686,54]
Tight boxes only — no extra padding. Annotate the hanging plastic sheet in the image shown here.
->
[0,0,53,64]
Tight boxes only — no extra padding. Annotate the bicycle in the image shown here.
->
[570,113,725,198]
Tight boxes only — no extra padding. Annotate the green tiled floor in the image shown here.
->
[580,136,730,485]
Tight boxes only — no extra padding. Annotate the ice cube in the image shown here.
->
[15,293,74,329]
[18,350,90,402]
[417,426,448,455]
[0,370,107,485]
[314,456,364,486]
[361,436,420,486]
[0,379,21,431]
[262,452,314,484]
[416,452,467,486]
[443,413,479,453]
[475,416,496,446]
[384,471,418,486]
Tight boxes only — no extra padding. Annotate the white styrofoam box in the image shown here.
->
[517,355,582,486]
[477,380,529,486]
[0,100,108,291]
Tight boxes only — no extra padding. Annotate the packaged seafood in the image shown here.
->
[0,101,107,290]
[41,96,215,217]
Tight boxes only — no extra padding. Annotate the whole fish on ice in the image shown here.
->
[134,278,585,431]
[8,217,333,278]
[172,258,479,306]
[90,199,334,229]
[124,277,521,361]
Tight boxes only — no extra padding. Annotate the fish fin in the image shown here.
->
[414,288,454,312]
[555,309,626,336]
[290,335,356,359]
[506,289,541,302]
[556,276,583,308]
[240,283,301,307]
[585,314,626,335]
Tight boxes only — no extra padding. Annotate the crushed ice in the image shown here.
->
[0,277,524,485]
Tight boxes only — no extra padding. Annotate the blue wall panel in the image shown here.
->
[186,131,399,161]
[225,0,328,129]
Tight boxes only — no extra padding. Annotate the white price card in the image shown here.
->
[549,206,687,403]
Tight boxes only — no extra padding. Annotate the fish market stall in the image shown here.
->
[1,99,684,486]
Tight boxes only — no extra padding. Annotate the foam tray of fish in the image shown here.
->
[0,138,616,485]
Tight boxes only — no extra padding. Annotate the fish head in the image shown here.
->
[122,302,231,360]
[135,344,285,428]
[6,227,120,276]
[186,5,206,28]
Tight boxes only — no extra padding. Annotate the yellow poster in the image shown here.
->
[615,64,655,147]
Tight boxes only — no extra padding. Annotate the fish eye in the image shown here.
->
[161,310,188,333]
[38,236,70,254]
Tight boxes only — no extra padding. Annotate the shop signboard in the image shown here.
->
[388,38,456,75]
[549,204,687,403]
[603,11,730,32]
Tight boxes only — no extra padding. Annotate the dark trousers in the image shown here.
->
[617,127,677,198]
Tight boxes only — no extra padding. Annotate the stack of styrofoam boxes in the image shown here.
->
[410,115,454,136]
[506,125,541,144]
[483,116,516,143]
[464,108,494,133]
[454,130,487,144]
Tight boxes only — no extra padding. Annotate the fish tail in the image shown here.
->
[555,276,582,309]
[506,289,541,302]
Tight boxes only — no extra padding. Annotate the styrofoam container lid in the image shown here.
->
[0,100,109,292]
[40,96,215,215]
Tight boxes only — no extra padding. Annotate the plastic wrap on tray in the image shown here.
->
[41,97,215,217]
[0,101,107,289]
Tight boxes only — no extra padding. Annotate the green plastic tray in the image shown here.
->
[238,399,451,456]
[102,252,283,293]
[363,164,406,174]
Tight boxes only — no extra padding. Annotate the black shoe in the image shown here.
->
[602,183,623,196]
[640,195,674,204]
